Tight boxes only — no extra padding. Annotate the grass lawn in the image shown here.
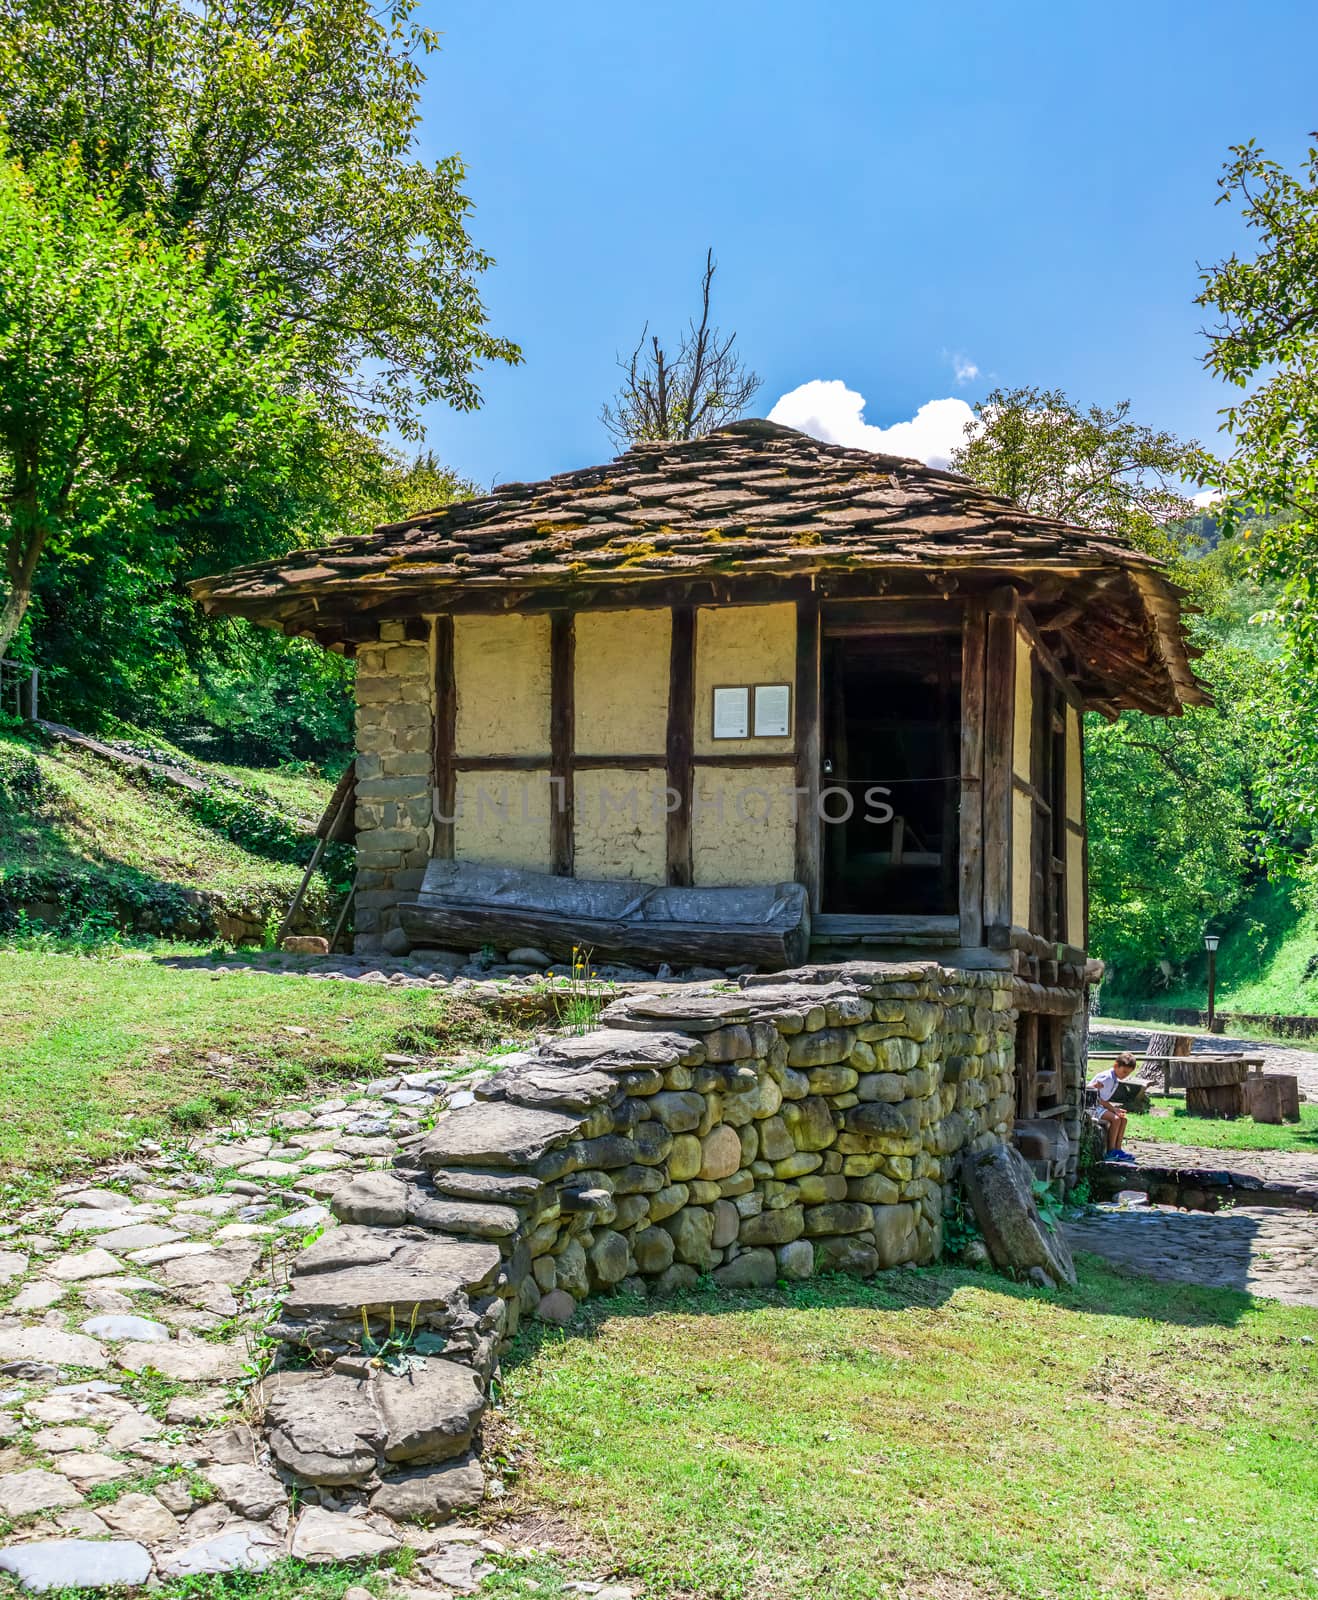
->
[0,946,515,1178]
[496,1263,1318,1600]
[0,730,329,903]
[1124,1096,1318,1155]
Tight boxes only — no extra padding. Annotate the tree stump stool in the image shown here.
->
[1183,1057,1247,1118]
[1146,1032,1192,1093]
[1243,1073,1301,1124]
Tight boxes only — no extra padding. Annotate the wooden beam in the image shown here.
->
[958,602,986,946]
[666,606,695,886]
[982,588,1017,934]
[1016,603,1082,710]
[432,616,456,859]
[795,598,822,913]
[550,611,574,877]
[812,913,959,941]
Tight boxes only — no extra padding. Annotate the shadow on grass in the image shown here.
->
[501,1254,1268,1381]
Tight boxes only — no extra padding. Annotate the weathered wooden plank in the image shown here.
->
[795,598,822,912]
[959,602,986,946]
[666,606,695,886]
[550,611,574,877]
[812,914,959,939]
[982,590,1017,935]
[1016,604,1082,708]
[432,616,456,859]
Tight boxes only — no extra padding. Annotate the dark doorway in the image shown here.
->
[821,631,961,915]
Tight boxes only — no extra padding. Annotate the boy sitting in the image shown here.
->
[1089,1051,1139,1163]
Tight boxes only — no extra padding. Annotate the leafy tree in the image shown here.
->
[950,385,1204,560]
[1199,138,1318,609]
[0,141,310,660]
[602,249,760,446]
[1084,620,1269,988]
[0,0,520,439]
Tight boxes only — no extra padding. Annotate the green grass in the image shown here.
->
[1124,1096,1318,1155]
[0,946,515,1175]
[496,1264,1318,1600]
[0,1560,397,1600]
[0,730,330,902]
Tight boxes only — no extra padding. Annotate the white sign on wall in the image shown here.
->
[712,685,750,740]
[754,683,791,738]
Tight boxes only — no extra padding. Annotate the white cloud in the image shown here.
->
[768,379,976,470]
[1191,487,1223,509]
[953,356,980,386]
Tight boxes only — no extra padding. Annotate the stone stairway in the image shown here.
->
[262,962,1019,1520]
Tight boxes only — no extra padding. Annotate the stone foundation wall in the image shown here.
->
[353,623,434,952]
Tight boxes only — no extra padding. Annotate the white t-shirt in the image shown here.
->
[1090,1067,1119,1106]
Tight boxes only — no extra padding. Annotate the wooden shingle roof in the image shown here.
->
[191,419,1207,715]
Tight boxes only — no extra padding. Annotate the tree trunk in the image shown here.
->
[0,581,31,662]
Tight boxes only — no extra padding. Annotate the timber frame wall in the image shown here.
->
[408,586,1088,980]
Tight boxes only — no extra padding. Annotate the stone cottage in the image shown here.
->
[192,418,1204,1173]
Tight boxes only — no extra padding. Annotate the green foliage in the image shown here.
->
[0,1,499,753]
[1199,138,1318,624]
[949,384,1208,560]
[947,381,1304,988]
[0,0,520,440]
[0,138,311,658]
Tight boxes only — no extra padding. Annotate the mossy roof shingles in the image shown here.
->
[191,419,1206,714]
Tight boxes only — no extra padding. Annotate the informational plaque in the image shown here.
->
[712,685,750,739]
[754,683,791,738]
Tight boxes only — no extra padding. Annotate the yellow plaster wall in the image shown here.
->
[454,768,552,871]
[1065,703,1084,823]
[691,765,796,886]
[574,610,670,756]
[573,767,669,882]
[1066,829,1085,948]
[1012,631,1033,778]
[454,614,551,758]
[1011,789,1034,929]
[693,603,797,758]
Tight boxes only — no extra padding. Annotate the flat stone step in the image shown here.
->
[406,1193,522,1239]
[427,1167,544,1205]
[416,1102,584,1173]
[281,1229,501,1325]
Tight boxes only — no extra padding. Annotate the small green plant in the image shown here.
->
[545,944,612,1035]
[358,1303,429,1373]
[1031,1177,1066,1234]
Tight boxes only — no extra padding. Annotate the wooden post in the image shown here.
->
[276,766,356,945]
[26,667,38,722]
[666,606,695,886]
[550,611,575,877]
[432,616,456,860]
[959,602,986,946]
[982,588,1017,941]
[794,598,822,912]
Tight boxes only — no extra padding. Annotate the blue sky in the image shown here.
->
[415,0,1318,488]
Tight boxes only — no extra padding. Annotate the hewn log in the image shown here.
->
[959,602,986,946]
[666,606,695,886]
[795,598,822,912]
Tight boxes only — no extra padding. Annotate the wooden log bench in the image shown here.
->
[399,860,811,970]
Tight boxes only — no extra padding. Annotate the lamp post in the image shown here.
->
[1203,932,1221,1033]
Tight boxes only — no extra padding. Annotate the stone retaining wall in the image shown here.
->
[264,962,1017,1510]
